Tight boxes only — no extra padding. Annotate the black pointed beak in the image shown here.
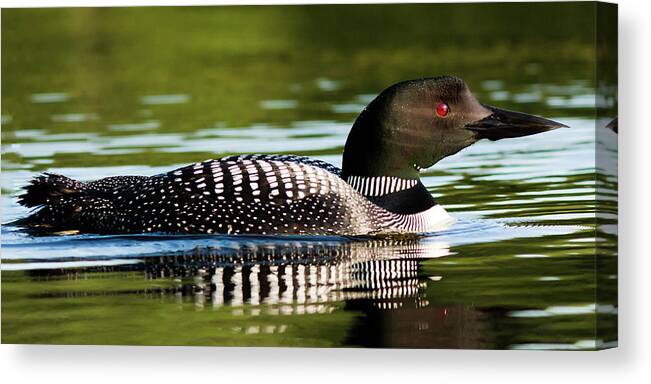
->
[465,105,568,141]
[606,117,618,133]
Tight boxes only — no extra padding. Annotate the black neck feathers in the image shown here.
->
[341,86,421,180]
[367,182,437,215]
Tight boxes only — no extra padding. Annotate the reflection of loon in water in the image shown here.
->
[30,238,491,348]
[146,239,489,347]
[143,238,451,312]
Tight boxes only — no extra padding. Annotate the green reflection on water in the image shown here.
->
[2,271,356,347]
[2,230,617,349]
[2,3,597,169]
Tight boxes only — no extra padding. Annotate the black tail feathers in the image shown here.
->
[17,173,86,208]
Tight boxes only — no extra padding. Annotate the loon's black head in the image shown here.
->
[342,76,567,179]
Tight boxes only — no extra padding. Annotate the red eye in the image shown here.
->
[436,102,449,117]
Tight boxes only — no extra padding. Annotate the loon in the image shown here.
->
[15,76,566,236]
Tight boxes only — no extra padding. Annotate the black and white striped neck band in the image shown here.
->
[345,175,418,196]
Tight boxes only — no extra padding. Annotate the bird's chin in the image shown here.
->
[414,163,434,173]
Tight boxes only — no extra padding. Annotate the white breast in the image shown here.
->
[415,204,456,232]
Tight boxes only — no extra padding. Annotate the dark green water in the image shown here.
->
[1,3,617,349]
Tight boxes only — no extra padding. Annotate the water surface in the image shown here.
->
[1,4,617,349]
